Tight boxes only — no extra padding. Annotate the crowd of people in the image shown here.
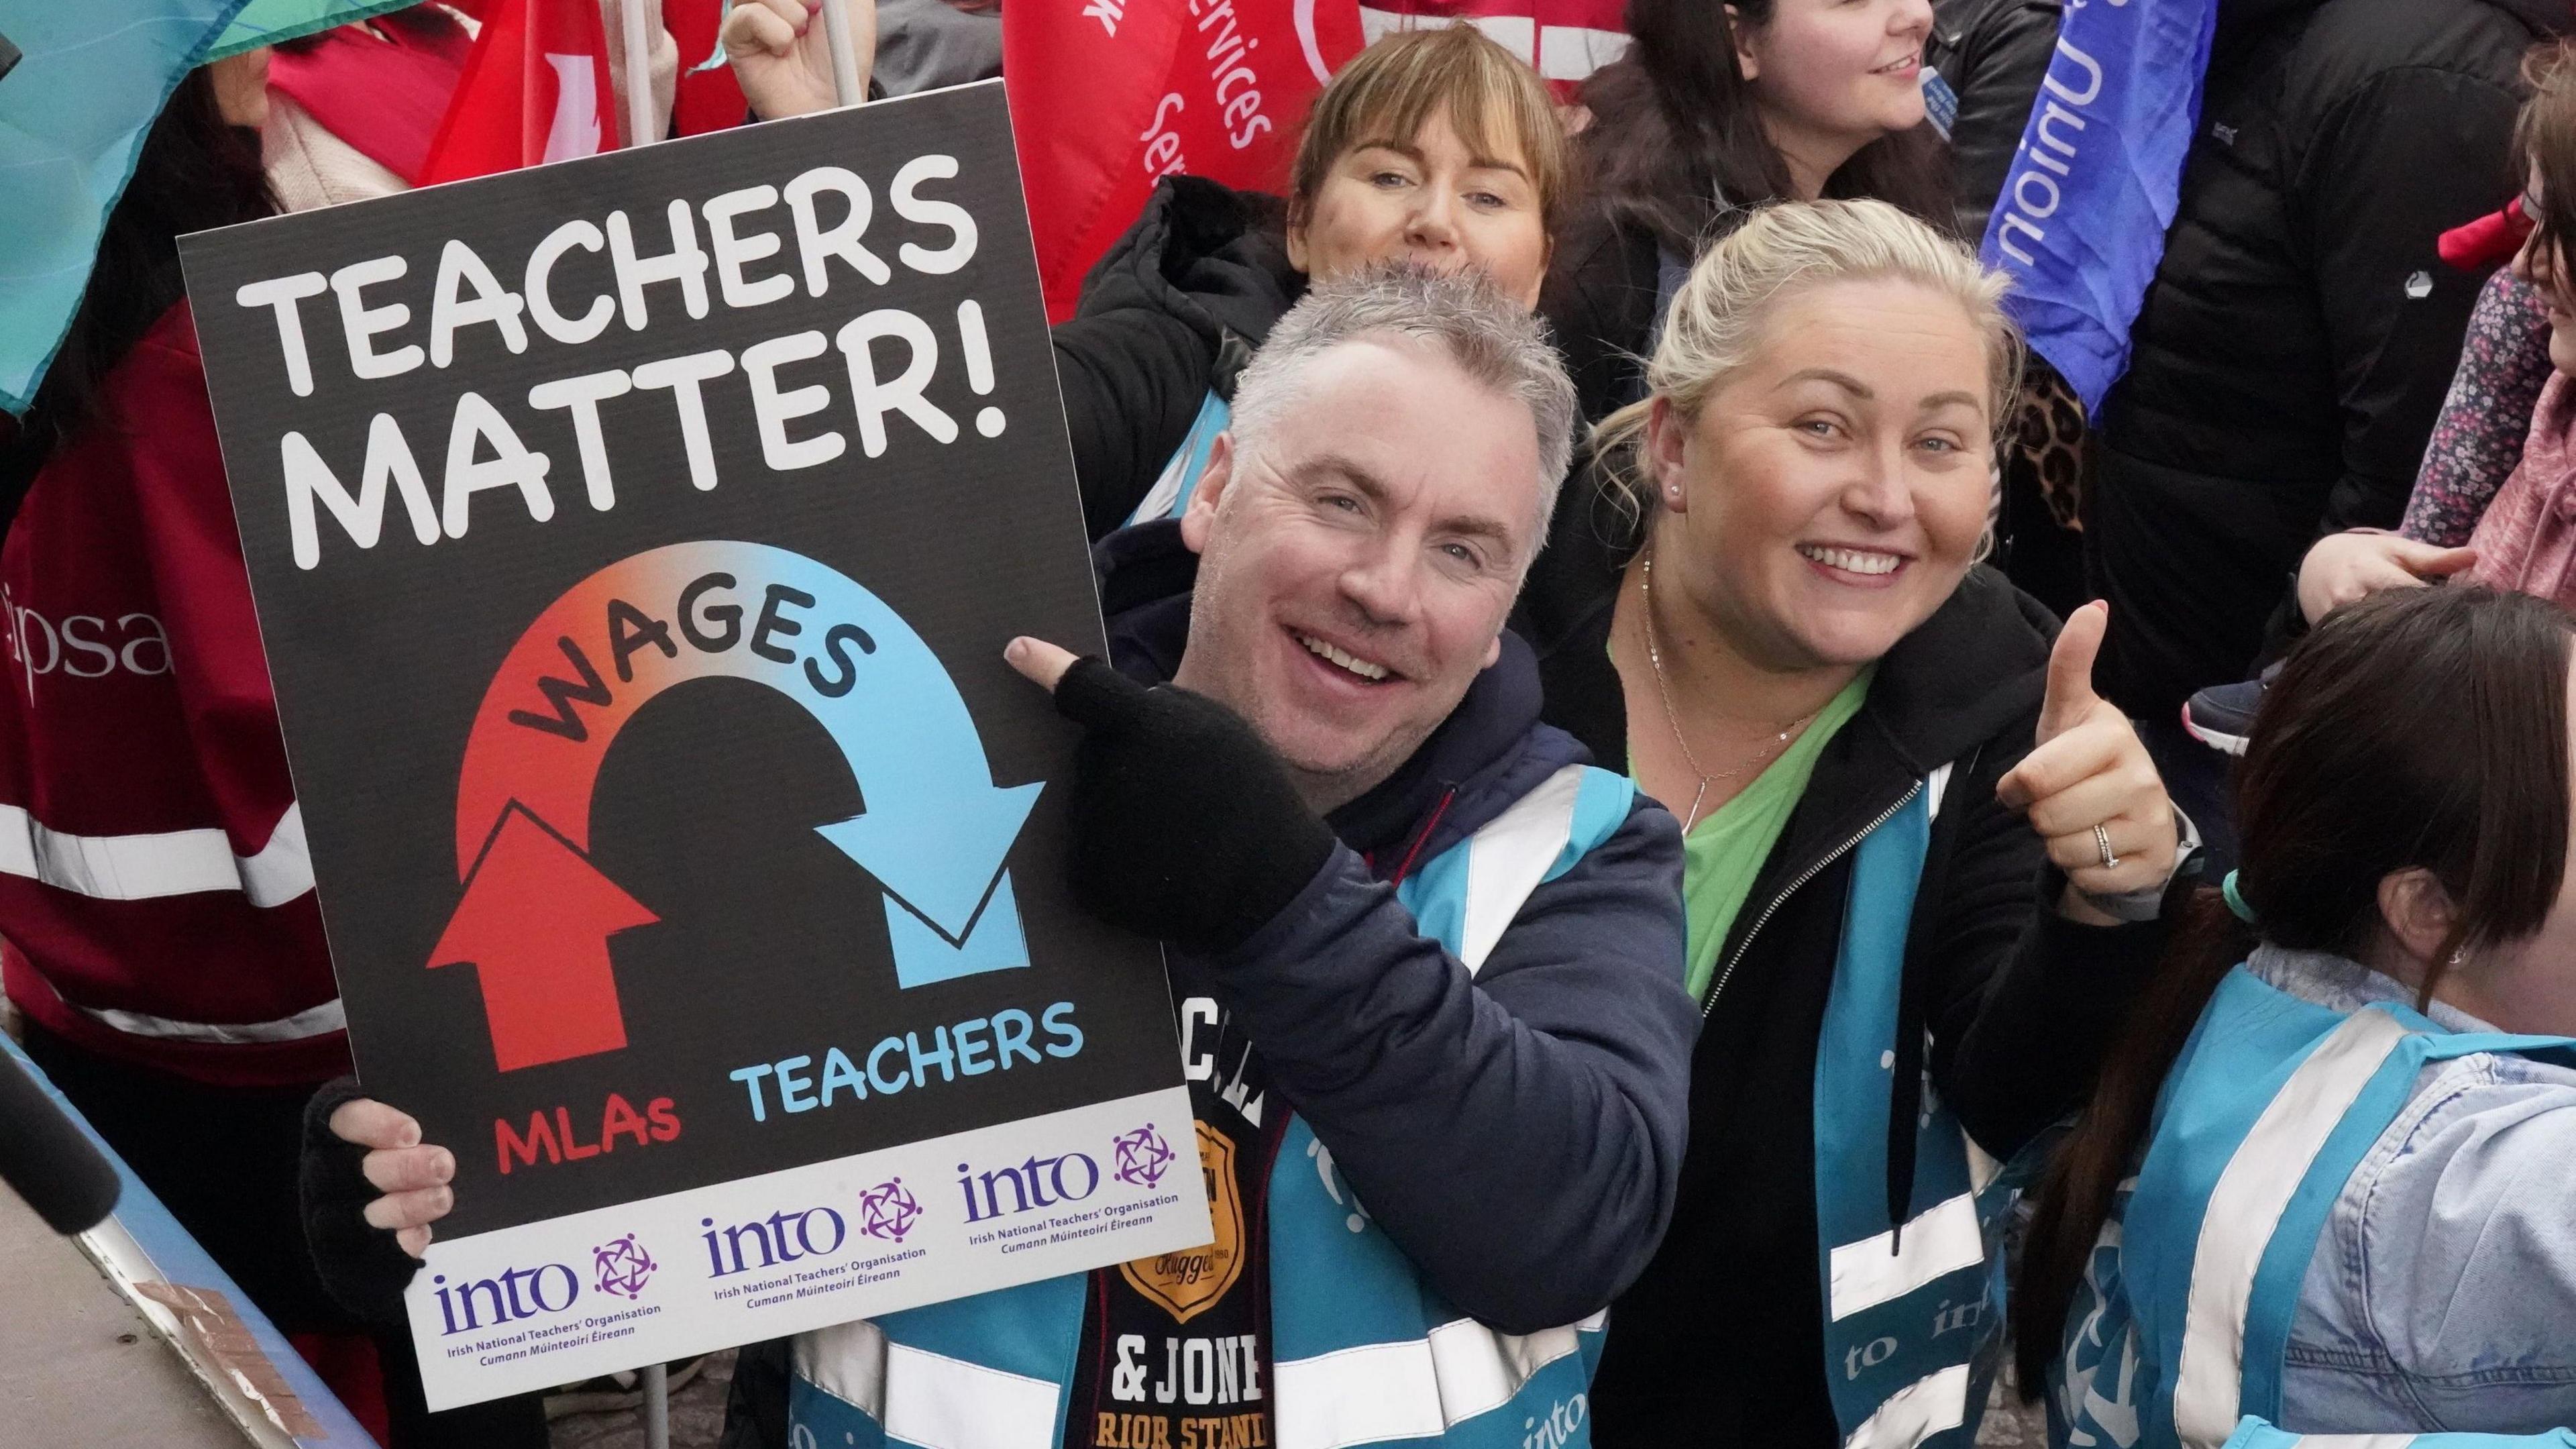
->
[13,0,2576,1446]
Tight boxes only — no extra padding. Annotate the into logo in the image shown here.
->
[700,1206,849,1278]
[1112,1125,1175,1189]
[956,1151,1101,1222]
[432,1263,580,1334]
[592,1234,656,1299]
[859,1178,922,1242]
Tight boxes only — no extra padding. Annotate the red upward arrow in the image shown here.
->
[429,805,659,1073]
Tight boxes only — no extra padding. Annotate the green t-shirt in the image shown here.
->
[1639,669,1874,1000]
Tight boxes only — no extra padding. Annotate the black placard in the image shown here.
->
[176,90,1200,1390]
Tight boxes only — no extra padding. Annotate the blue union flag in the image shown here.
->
[1978,0,2220,417]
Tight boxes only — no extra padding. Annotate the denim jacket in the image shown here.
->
[2253,947,2576,1432]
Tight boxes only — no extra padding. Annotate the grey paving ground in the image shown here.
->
[1980,1362,2049,1446]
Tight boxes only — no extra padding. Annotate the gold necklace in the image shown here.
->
[1638,553,1820,832]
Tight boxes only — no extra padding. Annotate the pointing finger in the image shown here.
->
[1004,636,1082,692]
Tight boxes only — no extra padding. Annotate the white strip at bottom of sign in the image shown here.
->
[408,1086,1206,1409]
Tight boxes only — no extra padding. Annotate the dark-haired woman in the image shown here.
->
[0,58,545,1449]
[2020,584,2576,1444]
[1519,0,1952,657]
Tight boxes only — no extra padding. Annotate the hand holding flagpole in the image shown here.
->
[724,0,877,120]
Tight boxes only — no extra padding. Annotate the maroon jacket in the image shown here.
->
[0,303,348,1087]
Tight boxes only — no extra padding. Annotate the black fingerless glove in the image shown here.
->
[299,1076,423,1328]
[1051,658,1339,956]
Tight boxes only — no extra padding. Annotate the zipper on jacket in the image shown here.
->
[1700,781,1923,1020]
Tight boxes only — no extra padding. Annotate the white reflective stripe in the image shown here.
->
[0,801,313,906]
[1827,1190,1983,1322]
[796,1318,889,1417]
[2172,1010,2415,1449]
[1925,763,1955,821]
[239,802,313,906]
[1458,763,1586,975]
[1843,1364,1971,1449]
[1534,24,1630,80]
[879,1342,1060,1449]
[1274,1340,1446,1449]
[2275,1438,2418,1448]
[1965,1132,2001,1195]
[76,994,343,1044]
[1423,1317,1585,1424]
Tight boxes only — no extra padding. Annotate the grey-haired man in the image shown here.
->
[319,265,1695,1449]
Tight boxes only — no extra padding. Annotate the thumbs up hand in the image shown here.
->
[1994,602,2179,906]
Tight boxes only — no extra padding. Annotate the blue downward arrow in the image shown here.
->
[621,541,1044,989]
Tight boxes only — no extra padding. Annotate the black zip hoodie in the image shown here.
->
[1541,566,2180,1445]
[1052,176,1301,540]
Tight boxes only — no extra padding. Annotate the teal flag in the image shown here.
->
[209,0,416,58]
[0,0,409,415]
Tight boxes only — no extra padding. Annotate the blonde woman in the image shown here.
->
[1562,200,2192,1446]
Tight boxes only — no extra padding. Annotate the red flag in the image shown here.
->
[663,0,751,138]
[419,0,623,184]
[1355,1,1630,101]
[1005,0,1369,322]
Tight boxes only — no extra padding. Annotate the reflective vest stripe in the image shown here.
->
[74,994,344,1044]
[796,1320,1061,1449]
[1423,1311,1601,1424]
[2171,1010,2416,1449]
[0,800,313,906]
[1458,764,1587,975]
[1273,1339,1446,1449]
[1127,392,1230,528]
[1843,1363,1972,1449]
[16,954,345,1044]
[797,1318,889,1417]
[1827,1190,1983,1322]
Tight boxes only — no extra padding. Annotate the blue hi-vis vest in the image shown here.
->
[1125,392,1230,527]
[2220,1419,2576,1449]
[2052,967,2576,1449]
[1814,777,2020,1449]
[786,763,1639,1449]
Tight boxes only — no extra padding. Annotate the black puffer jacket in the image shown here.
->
[2088,0,2566,718]
[1539,568,2176,1445]
[1929,0,2065,240]
[1051,175,1301,539]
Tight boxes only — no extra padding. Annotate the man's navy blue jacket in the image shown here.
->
[1095,520,1698,1332]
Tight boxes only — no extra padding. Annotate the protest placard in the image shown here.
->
[177,81,1208,1409]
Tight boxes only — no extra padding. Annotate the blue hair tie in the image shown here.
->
[2222,870,2257,925]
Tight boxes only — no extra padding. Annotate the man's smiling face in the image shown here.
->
[1174,335,1544,812]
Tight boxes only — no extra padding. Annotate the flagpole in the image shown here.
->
[621,0,657,148]
[818,0,864,107]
